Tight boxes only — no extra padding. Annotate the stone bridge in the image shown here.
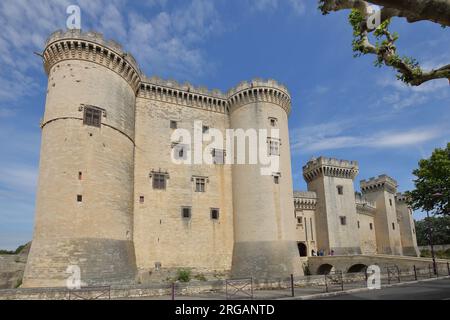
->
[307,255,450,275]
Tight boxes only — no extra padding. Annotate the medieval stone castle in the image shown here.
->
[22,30,419,288]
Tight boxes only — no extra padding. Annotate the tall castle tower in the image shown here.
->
[23,30,140,287]
[303,157,361,255]
[360,175,403,255]
[395,193,420,257]
[228,80,301,278]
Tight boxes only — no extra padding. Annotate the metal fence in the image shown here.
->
[67,286,111,300]
[5,262,448,300]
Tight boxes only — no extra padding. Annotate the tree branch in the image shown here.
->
[319,0,450,86]
[320,0,450,26]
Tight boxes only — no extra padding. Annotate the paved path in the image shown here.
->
[115,277,450,300]
[315,278,450,300]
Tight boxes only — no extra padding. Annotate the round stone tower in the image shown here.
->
[228,79,301,278]
[23,30,141,287]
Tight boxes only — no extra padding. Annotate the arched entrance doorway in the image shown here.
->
[297,242,307,257]
[317,264,335,275]
[347,264,368,273]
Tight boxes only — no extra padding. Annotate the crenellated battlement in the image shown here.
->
[227,78,291,115]
[43,29,142,92]
[360,174,398,194]
[395,192,410,203]
[138,76,229,114]
[302,157,359,183]
[43,30,291,115]
[355,192,377,215]
[294,191,317,210]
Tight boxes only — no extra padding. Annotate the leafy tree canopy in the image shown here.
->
[407,143,450,216]
[415,215,450,246]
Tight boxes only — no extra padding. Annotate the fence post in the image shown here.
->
[171,282,175,301]
[413,265,417,281]
[396,266,401,283]
[290,274,295,297]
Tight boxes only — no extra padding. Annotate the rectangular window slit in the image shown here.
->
[211,208,219,220]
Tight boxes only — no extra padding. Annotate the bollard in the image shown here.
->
[171,282,175,300]
[413,265,417,281]
[290,274,295,297]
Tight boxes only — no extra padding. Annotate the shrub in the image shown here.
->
[177,269,191,283]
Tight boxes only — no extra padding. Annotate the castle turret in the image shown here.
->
[395,193,420,257]
[303,157,361,255]
[228,79,301,278]
[23,30,140,287]
[361,175,403,255]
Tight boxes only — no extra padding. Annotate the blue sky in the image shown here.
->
[0,0,448,250]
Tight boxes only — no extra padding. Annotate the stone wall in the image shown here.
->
[133,95,234,278]
[0,244,30,289]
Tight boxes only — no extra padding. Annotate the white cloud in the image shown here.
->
[0,166,38,194]
[291,121,445,153]
[287,0,306,15]
[375,74,449,110]
[0,0,222,103]
[247,0,306,15]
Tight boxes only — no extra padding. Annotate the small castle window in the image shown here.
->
[357,221,360,229]
[340,216,347,226]
[392,222,395,230]
[389,199,393,206]
[212,149,225,165]
[274,176,280,184]
[268,138,280,156]
[297,217,303,226]
[370,223,373,230]
[139,196,145,204]
[195,177,206,193]
[211,208,220,220]
[202,125,209,134]
[170,120,178,129]
[182,207,192,219]
[173,144,189,161]
[152,173,167,190]
[78,172,83,180]
[77,195,83,203]
[83,106,102,127]
[337,186,344,195]
[269,117,278,127]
